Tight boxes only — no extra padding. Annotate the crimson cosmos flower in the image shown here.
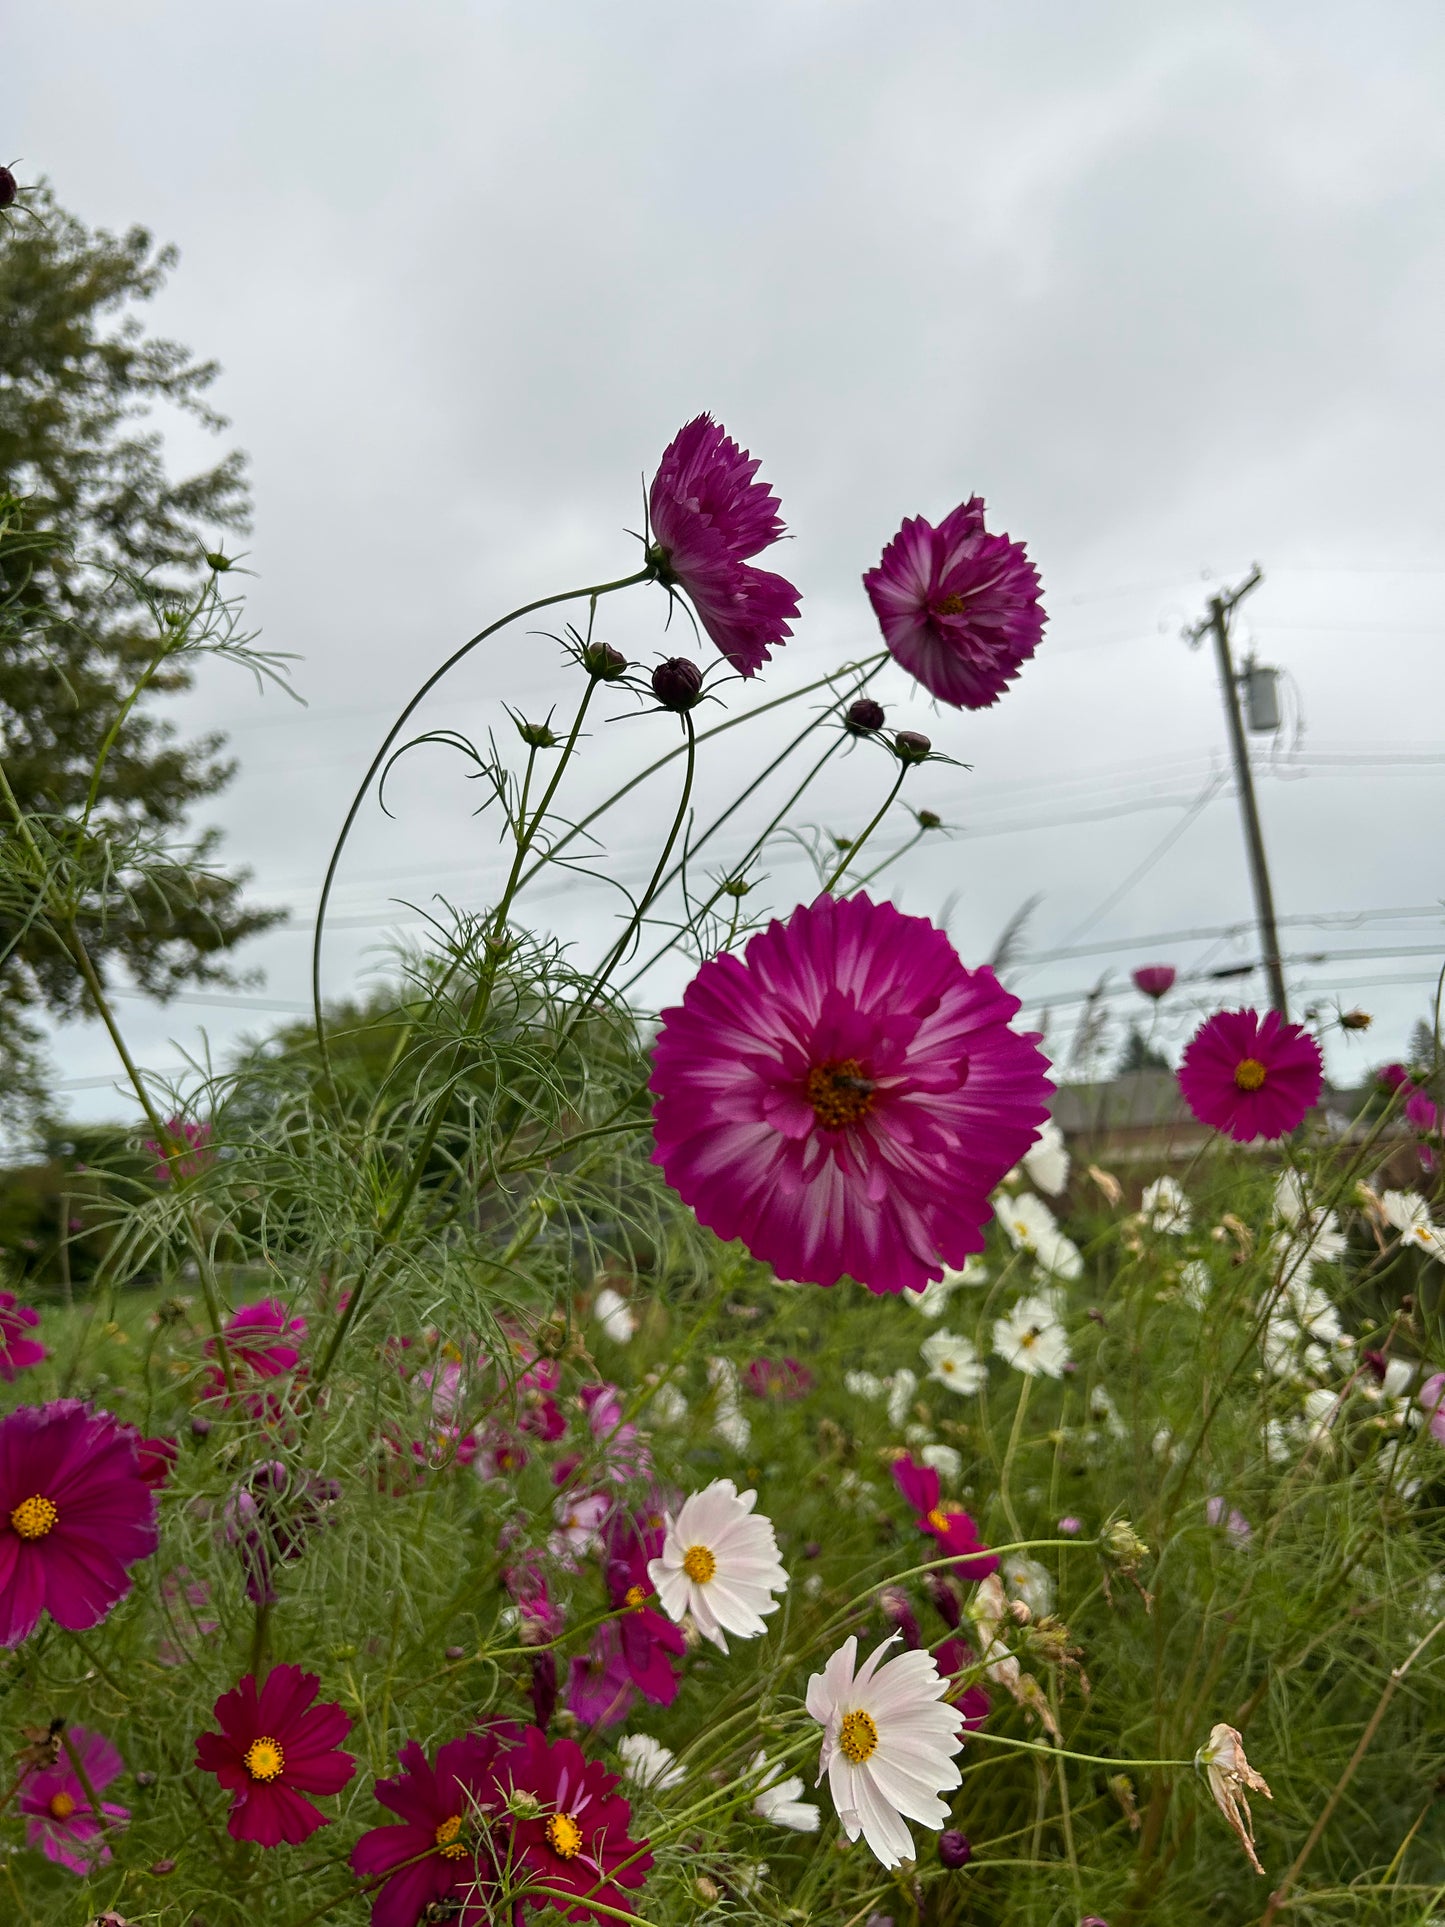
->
[0,1291,45,1381]
[497,1728,653,1923]
[890,1455,999,1579]
[195,1665,354,1845]
[208,1299,306,1381]
[650,893,1052,1295]
[1131,964,1177,1000]
[863,497,1044,709]
[1177,1008,1323,1142]
[19,1726,128,1874]
[351,1729,518,1927]
[0,1400,159,1646]
[647,415,800,677]
[604,1521,686,1706]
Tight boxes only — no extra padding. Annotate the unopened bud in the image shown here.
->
[845,697,886,735]
[1102,1519,1149,1570]
[1340,1008,1372,1031]
[204,550,232,572]
[695,1876,721,1903]
[149,1858,177,1875]
[582,640,628,681]
[506,1788,544,1820]
[720,876,751,898]
[515,718,559,749]
[651,657,704,711]
[0,168,17,210]
[134,1769,157,1788]
[938,1828,971,1868]
[189,1414,212,1438]
[893,730,932,764]
[445,1644,468,1661]
[916,809,942,829]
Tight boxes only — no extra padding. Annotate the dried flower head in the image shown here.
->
[1196,1723,1272,1875]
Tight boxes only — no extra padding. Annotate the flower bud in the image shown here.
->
[515,718,559,749]
[1080,1917,1111,1925]
[893,730,932,764]
[1339,1008,1372,1030]
[0,168,17,210]
[149,1858,177,1875]
[1102,1519,1149,1570]
[938,1828,971,1868]
[721,876,751,898]
[204,550,232,572]
[695,1877,721,1903]
[651,657,704,711]
[845,697,886,735]
[445,1644,468,1661]
[190,1414,213,1438]
[134,1769,157,1788]
[916,809,942,829]
[583,640,628,681]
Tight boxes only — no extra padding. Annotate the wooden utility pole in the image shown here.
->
[1186,568,1288,1019]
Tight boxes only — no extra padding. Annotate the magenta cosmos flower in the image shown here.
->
[863,497,1044,709]
[1132,964,1177,1001]
[891,1456,998,1579]
[1177,1008,1323,1143]
[498,1728,653,1923]
[143,1115,214,1181]
[20,1726,128,1874]
[604,1520,686,1706]
[0,1291,45,1381]
[195,1665,354,1845]
[647,414,800,677]
[650,893,1053,1294]
[351,1728,518,1927]
[0,1400,159,1646]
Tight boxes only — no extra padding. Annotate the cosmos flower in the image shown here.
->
[905,1257,988,1318]
[919,1329,987,1396]
[618,1733,685,1791]
[862,498,1045,710]
[806,1633,965,1868]
[1132,965,1177,1000]
[1177,1010,1323,1143]
[351,1729,517,1927]
[498,1727,653,1923]
[143,1116,214,1182]
[1416,1372,1445,1446]
[593,1287,637,1346]
[992,1191,1083,1280]
[1205,1497,1254,1544]
[647,1479,787,1652]
[1381,1190,1445,1259]
[707,1355,752,1452]
[0,1291,45,1381]
[1405,1086,1440,1135]
[567,1623,636,1730]
[19,1726,128,1874]
[890,1455,998,1579]
[991,1293,1071,1379]
[744,1357,814,1400]
[205,1299,306,1398]
[1141,1176,1191,1234]
[550,1492,611,1566]
[651,893,1052,1296]
[1196,1723,1272,1876]
[750,1750,820,1832]
[0,1400,159,1646]
[1022,1118,1070,1196]
[1001,1554,1055,1618]
[604,1521,686,1706]
[647,414,800,677]
[195,1666,354,1846]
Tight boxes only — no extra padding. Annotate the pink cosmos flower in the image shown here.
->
[863,497,1044,710]
[650,893,1052,1295]
[497,1727,653,1922]
[157,1566,218,1666]
[550,1491,611,1566]
[518,1357,567,1441]
[210,1299,306,1381]
[195,1665,354,1845]
[351,1728,518,1927]
[19,1726,128,1874]
[0,1400,159,1646]
[567,1622,636,1729]
[647,414,800,677]
[137,1435,177,1489]
[579,1383,651,1483]
[1132,965,1177,1001]
[1419,1373,1445,1447]
[891,1456,999,1579]
[604,1520,686,1707]
[1378,1062,1411,1092]
[1205,1496,1253,1544]
[144,1116,214,1182]
[1177,1009,1323,1143]
[1405,1086,1440,1136]
[934,1637,992,1730]
[743,1356,814,1400]
[0,1291,45,1381]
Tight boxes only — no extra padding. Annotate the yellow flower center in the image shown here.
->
[623,1584,647,1609]
[934,592,969,616]
[806,1058,876,1131]
[840,1709,879,1764]
[546,1811,585,1860]
[1233,1057,1267,1092]
[10,1494,58,1540]
[682,1543,717,1584]
[926,1506,951,1531]
[434,1813,468,1859]
[48,1791,76,1821]
[243,1737,285,1782]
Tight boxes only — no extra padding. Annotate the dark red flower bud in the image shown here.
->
[149,1858,177,1875]
[846,697,886,734]
[445,1644,467,1661]
[189,1414,213,1437]
[1362,1349,1388,1383]
[938,1828,972,1868]
[917,808,942,829]
[893,730,932,764]
[651,657,705,711]
[0,168,17,210]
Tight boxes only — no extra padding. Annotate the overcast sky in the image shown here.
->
[7,0,1445,1125]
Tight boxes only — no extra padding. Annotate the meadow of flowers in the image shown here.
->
[0,418,1442,1927]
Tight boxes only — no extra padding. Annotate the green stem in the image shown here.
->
[822,764,907,891]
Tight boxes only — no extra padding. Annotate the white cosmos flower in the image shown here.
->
[707,1356,752,1453]
[993,1191,1083,1280]
[1382,1190,1445,1260]
[593,1285,637,1344]
[844,1369,887,1401]
[920,1442,962,1482]
[905,1257,988,1317]
[648,1479,787,1652]
[649,1380,689,1426]
[1023,1118,1070,1196]
[919,1329,986,1395]
[1142,1176,1191,1234]
[1180,1259,1212,1310]
[750,1750,820,1832]
[1282,1279,1347,1348]
[806,1634,964,1867]
[992,1292,1070,1379]
[886,1368,918,1429]
[618,1733,685,1790]
[1002,1554,1055,1618]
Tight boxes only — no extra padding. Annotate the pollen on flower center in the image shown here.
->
[10,1493,58,1539]
[806,1058,876,1131]
[624,1584,647,1609]
[926,1506,951,1531]
[839,1708,879,1764]
[933,592,970,616]
[48,1791,76,1821]
[682,1543,717,1584]
[243,1736,285,1782]
[1233,1057,1268,1092]
[546,1811,585,1860]
[434,1813,468,1859]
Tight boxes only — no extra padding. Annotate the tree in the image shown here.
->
[1116,1023,1170,1074]
[0,182,282,1124]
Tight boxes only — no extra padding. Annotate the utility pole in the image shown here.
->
[1185,567,1288,1019]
